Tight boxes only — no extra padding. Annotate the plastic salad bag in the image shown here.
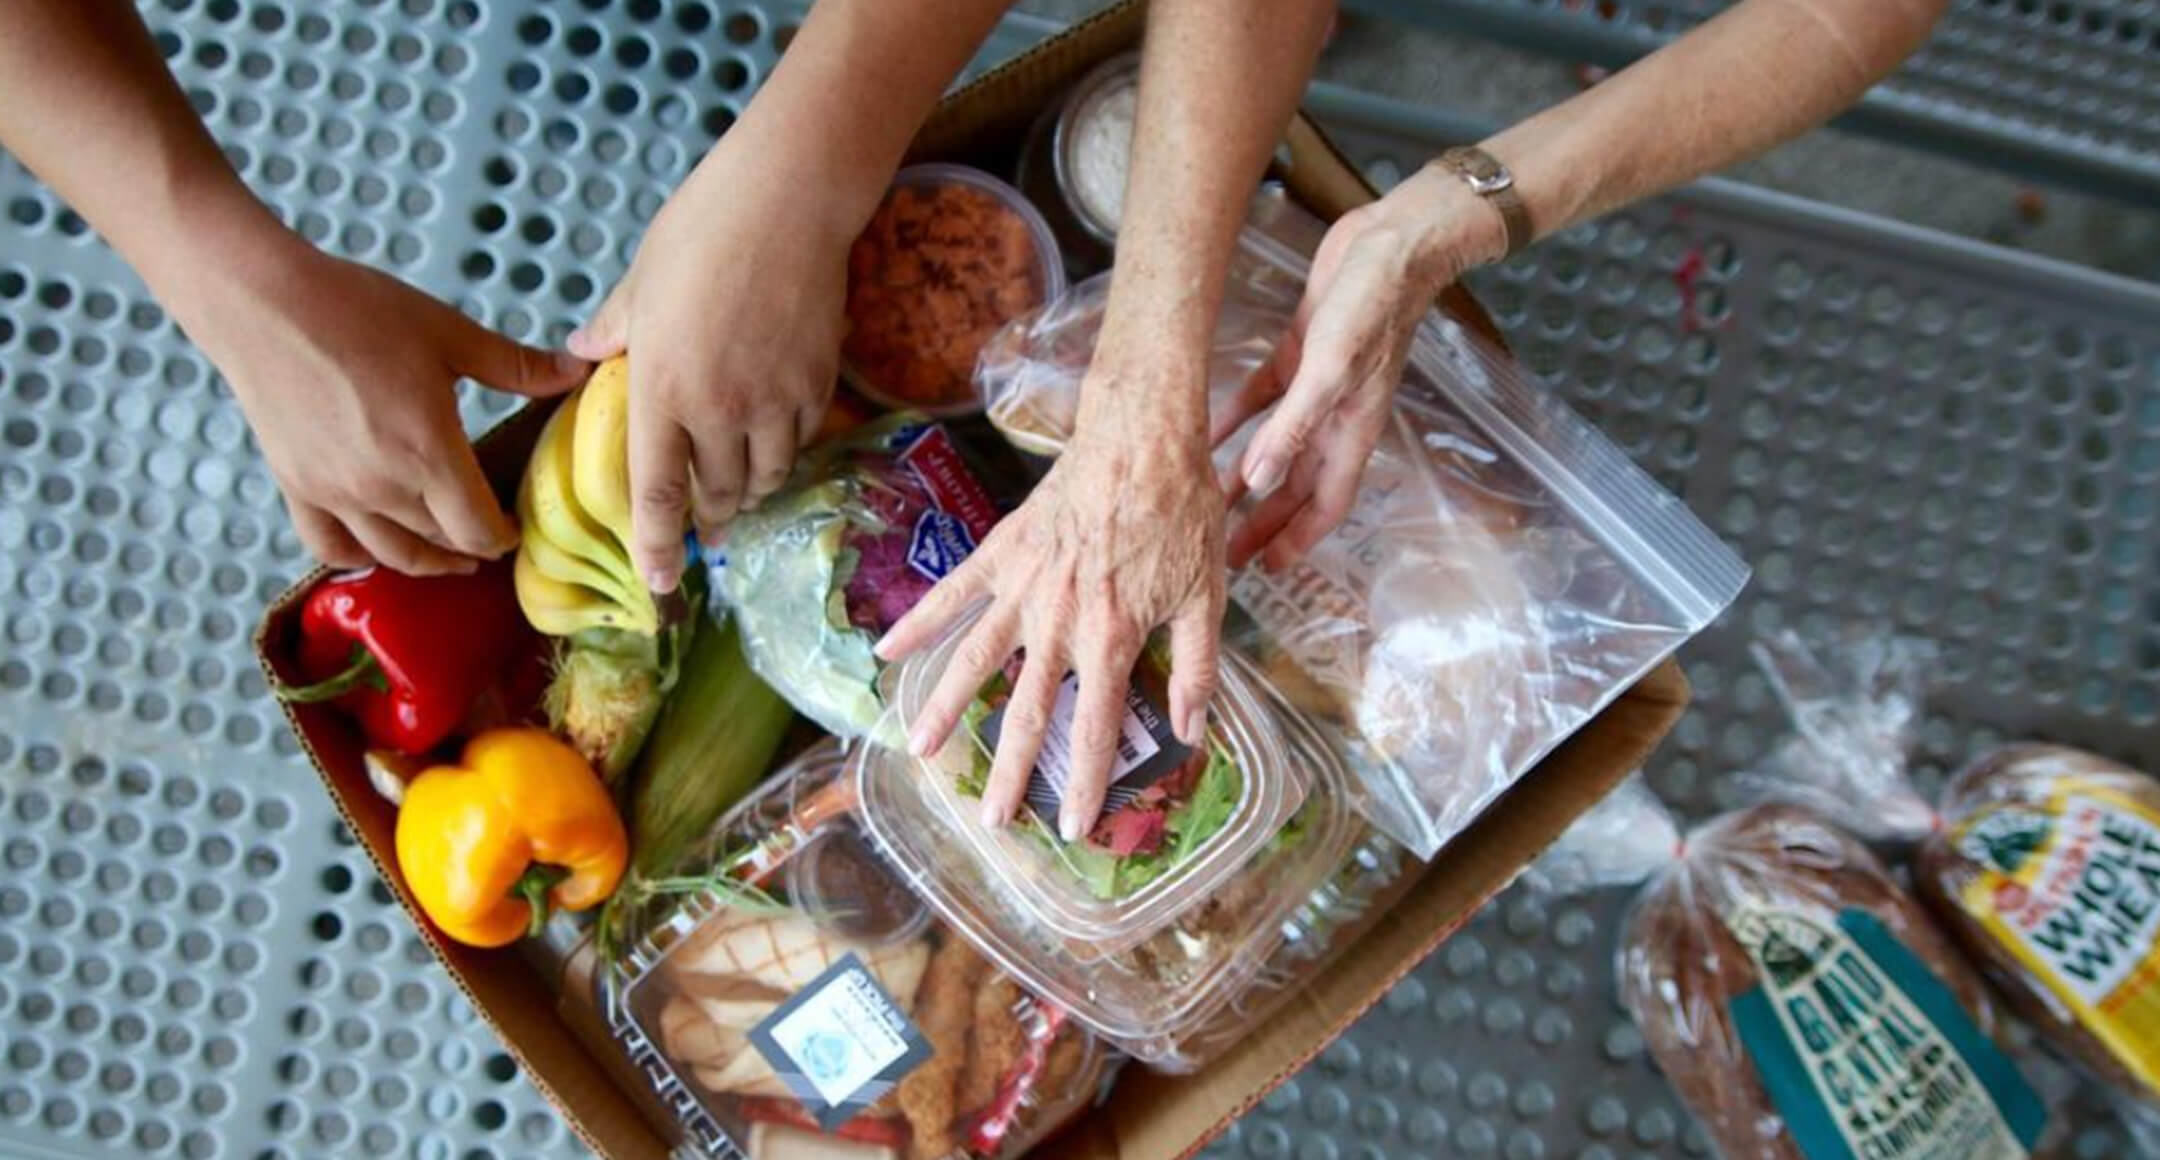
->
[857,675,1368,1073]
[597,740,1112,1159]
[975,186,1748,860]
[1751,628,2160,1131]
[1531,775,2059,1159]
[719,415,1004,738]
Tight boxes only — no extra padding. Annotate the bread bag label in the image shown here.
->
[1723,906,2046,1160]
[1951,782,2160,1091]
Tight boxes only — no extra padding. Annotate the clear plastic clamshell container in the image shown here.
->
[858,679,1361,1071]
[606,740,1110,1159]
[881,609,1309,958]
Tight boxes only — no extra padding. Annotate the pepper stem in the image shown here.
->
[513,864,572,939]
[272,645,389,704]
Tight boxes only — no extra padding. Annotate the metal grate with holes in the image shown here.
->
[1341,0,2160,205]
[1,4,2155,1160]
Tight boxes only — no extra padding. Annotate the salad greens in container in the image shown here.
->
[603,740,1111,1159]
[879,607,1311,959]
[856,678,1362,1071]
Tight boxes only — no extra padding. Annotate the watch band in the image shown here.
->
[1437,146,1534,259]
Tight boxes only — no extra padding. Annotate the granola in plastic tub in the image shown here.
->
[841,164,1065,418]
[880,606,1309,957]
[604,740,1111,1159]
[856,680,1361,1071]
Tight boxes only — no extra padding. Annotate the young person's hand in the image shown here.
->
[567,155,849,593]
[166,223,586,574]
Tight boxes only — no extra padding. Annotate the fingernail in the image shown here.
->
[1248,455,1286,498]
[873,631,898,661]
[554,348,589,375]
[1182,705,1207,745]
[1059,811,1083,843]
[908,724,934,757]
[565,326,592,353]
[979,800,1004,828]
[644,566,679,596]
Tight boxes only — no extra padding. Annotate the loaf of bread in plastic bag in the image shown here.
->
[1619,803,2055,1160]
[1916,744,2160,1115]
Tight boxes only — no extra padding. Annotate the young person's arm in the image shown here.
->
[567,0,1023,594]
[0,1,586,574]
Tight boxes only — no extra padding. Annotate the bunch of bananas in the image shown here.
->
[513,357,689,782]
[513,358,659,638]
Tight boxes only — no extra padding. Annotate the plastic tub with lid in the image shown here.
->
[857,678,1361,1071]
[877,608,1310,958]
[605,740,1111,1159]
[840,164,1065,419]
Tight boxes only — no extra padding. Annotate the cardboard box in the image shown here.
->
[254,5,1692,1157]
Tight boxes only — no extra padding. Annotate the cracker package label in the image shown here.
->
[1952,780,2160,1092]
[1723,906,2046,1160]
[747,952,935,1132]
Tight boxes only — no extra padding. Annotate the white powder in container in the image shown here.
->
[1058,65,1139,241]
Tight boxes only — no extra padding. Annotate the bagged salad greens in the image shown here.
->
[857,675,1366,1071]
[719,415,1004,738]
[975,187,1748,860]
[600,740,1111,1160]
[880,604,1309,957]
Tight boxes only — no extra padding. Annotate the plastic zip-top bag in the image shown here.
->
[975,187,1747,859]
[598,740,1112,1160]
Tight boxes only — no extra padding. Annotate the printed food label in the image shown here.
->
[1951,781,2160,1090]
[1723,906,2045,1160]
[747,952,932,1131]
[982,672,1191,828]
[895,423,1000,542]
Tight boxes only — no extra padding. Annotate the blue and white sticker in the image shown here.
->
[746,952,932,1132]
[906,508,978,582]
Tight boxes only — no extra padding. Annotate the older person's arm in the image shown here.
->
[1229,0,1948,569]
[879,0,1336,840]
[569,0,1021,594]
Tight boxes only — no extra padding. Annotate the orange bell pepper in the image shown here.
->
[394,727,628,948]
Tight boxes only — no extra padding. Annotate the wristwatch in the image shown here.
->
[1436,146,1534,259]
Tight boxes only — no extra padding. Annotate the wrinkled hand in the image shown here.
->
[174,235,587,575]
[568,159,848,594]
[876,389,1226,843]
[1225,165,1506,571]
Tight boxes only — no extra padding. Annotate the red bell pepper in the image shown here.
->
[275,561,536,756]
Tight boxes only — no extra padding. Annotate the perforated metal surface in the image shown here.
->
[1342,0,2160,205]
[2,5,2156,1160]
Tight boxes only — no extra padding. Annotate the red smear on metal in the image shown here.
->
[1673,248,1706,333]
